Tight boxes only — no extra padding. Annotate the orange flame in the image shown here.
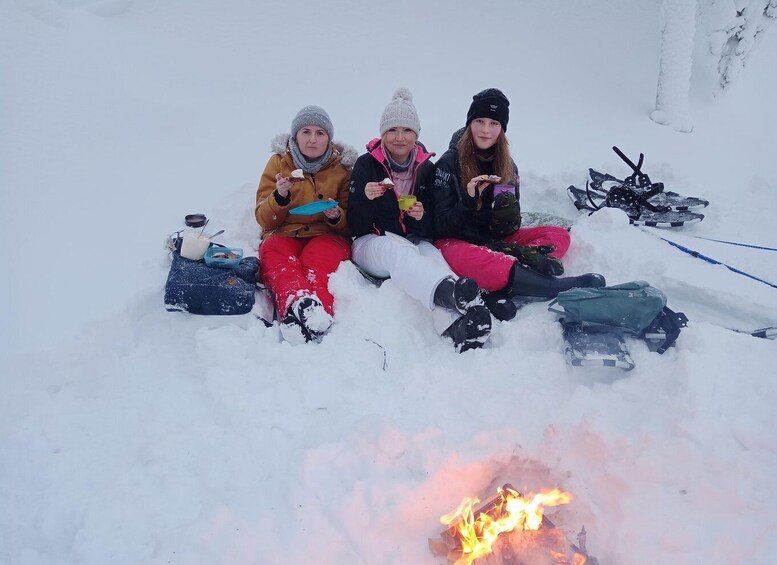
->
[440,485,573,564]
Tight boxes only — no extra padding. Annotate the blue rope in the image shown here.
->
[684,235,777,252]
[647,232,777,290]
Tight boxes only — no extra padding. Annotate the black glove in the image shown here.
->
[490,191,521,237]
[484,240,564,276]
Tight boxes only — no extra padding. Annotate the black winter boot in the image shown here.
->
[433,277,483,314]
[507,264,606,299]
[481,291,519,321]
[442,305,492,353]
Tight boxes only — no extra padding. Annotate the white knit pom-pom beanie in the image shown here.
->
[379,87,421,136]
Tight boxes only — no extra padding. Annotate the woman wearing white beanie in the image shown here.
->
[346,88,492,353]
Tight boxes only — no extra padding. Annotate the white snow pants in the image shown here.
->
[351,233,460,333]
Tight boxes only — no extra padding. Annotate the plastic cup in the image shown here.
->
[493,184,515,198]
[398,195,417,211]
[180,232,210,260]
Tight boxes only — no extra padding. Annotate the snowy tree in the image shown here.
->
[698,0,777,90]
[651,0,697,133]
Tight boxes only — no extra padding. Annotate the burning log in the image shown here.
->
[429,483,595,564]
[570,526,599,565]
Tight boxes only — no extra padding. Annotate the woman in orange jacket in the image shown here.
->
[255,105,357,344]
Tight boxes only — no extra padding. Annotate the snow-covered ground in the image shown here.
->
[2,1,776,563]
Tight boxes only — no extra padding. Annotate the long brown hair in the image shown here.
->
[457,126,515,193]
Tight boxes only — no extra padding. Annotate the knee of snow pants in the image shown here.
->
[259,233,350,315]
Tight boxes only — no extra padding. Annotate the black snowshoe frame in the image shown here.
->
[583,180,672,221]
[586,146,708,218]
[612,145,654,189]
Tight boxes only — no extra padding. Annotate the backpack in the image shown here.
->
[549,281,666,333]
[164,237,260,315]
[549,281,687,353]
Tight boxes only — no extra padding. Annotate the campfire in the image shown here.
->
[429,483,597,564]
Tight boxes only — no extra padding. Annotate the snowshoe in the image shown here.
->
[587,145,709,212]
[641,306,689,354]
[730,326,777,340]
[566,185,704,228]
[749,327,777,339]
[588,169,709,212]
[560,321,635,370]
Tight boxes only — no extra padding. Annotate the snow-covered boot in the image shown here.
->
[481,291,519,321]
[279,315,310,345]
[507,264,606,299]
[433,277,484,314]
[442,305,492,353]
[286,295,333,343]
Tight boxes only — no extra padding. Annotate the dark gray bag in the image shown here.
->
[548,281,666,334]
[164,238,259,315]
[549,281,687,354]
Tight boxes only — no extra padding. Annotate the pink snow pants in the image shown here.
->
[259,233,351,316]
[435,226,571,292]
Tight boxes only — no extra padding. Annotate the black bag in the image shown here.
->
[164,238,260,315]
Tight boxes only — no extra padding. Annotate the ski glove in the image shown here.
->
[484,240,564,276]
[490,191,521,237]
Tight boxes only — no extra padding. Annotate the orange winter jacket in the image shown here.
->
[255,134,357,240]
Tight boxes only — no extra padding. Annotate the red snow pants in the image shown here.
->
[435,226,571,292]
[259,233,351,316]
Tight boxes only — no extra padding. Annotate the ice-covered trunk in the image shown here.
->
[651,0,697,133]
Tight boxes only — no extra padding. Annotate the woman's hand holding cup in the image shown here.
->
[406,200,424,220]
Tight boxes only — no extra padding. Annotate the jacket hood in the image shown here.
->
[448,127,466,150]
[270,133,358,170]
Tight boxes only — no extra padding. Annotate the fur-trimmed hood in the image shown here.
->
[270,133,358,171]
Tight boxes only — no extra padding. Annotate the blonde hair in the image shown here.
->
[456,126,515,194]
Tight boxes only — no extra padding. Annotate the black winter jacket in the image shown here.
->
[433,128,520,244]
[347,139,436,240]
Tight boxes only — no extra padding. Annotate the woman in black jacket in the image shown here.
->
[347,88,492,353]
[434,88,605,303]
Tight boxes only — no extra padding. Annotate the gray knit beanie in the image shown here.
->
[291,105,334,139]
[379,87,421,136]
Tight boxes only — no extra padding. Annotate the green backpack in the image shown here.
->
[548,281,667,335]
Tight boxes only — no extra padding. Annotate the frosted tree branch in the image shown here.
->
[699,0,776,90]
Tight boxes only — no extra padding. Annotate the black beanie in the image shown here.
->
[466,88,510,131]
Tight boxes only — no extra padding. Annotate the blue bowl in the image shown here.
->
[204,246,243,269]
